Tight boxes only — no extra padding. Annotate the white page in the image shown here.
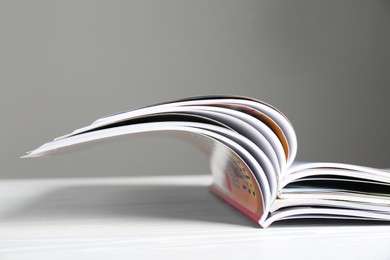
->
[281,162,390,198]
[279,189,390,205]
[78,105,282,176]
[187,106,286,172]
[55,97,297,168]
[271,198,390,213]
[262,207,390,228]
[175,108,281,176]
[54,104,285,173]
[285,162,390,177]
[46,105,281,196]
[280,168,390,189]
[24,121,273,218]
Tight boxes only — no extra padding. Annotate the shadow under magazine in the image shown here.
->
[2,179,387,228]
[1,181,258,227]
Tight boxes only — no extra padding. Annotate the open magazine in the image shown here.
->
[23,96,390,227]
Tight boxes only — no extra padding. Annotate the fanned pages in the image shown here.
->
[23,95,390,228]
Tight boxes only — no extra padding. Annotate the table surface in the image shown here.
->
[1,175,390,260]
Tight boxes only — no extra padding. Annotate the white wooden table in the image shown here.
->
[1,175,390,260]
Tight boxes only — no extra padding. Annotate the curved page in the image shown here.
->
[23,122,268,223]
[56,96,296,168]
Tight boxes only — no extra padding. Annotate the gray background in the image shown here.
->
[1,0,389,179]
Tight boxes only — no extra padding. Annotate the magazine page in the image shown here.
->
[262,206,390,228]
[56,96,297,169]
[48,105,281,196]
[25,121,273,206]
[278,188,390,205]
[69,105,282,178]
[23,120,270,224]
[266,161,390,227]
[281,163,390,187]
[280,162,390,199]
[270,197,390,213]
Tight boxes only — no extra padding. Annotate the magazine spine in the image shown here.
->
[209,184,262,225]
